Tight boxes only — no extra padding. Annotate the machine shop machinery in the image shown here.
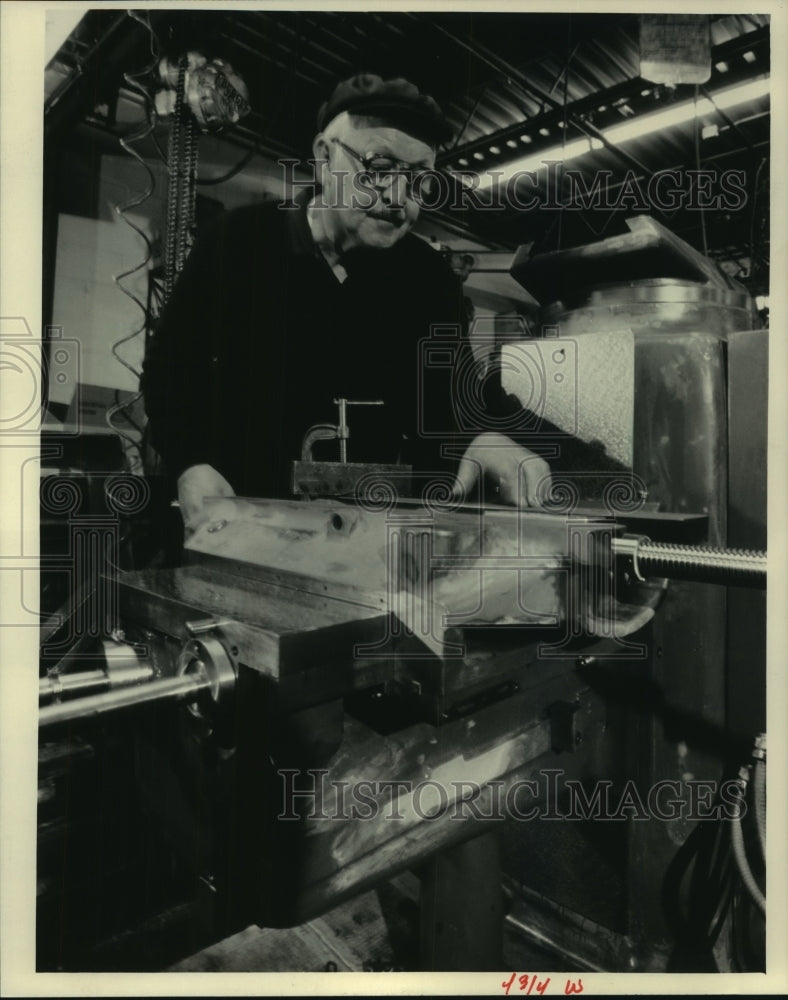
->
[38,216,769,972]
[38,489,766,971]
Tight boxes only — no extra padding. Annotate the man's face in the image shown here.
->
[314,118,435,252]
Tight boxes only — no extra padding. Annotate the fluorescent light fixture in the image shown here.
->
[464,137,603,189]
[603,77,769,144]
[473,75,770,191]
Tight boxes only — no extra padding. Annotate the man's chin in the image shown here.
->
[357,217,409,248]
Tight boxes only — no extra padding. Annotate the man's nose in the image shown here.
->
[377,173,409,207]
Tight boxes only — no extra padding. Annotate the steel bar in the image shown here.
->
[39,664,154,705]
[40,669,109,704]
[39,673,211,729]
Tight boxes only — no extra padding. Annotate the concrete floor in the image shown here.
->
[167,873,581,974]
[168,886,410,972]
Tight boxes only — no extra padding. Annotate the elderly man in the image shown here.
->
[143,74,551,532]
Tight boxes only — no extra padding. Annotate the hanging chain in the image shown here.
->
[180,113,198,274]
[164,56,200,302]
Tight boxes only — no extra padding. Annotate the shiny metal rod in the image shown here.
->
[613,538,767,588]
[39,664,154,705]
[39,673,211,729]
[40,669,108,704]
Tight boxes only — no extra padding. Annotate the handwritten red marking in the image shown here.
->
[501,974,553,995]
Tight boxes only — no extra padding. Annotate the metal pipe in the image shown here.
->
[39,673,211,729]
[39,663,154,705]
[612,538,766,588]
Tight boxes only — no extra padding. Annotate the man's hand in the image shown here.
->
[451,432,552,508]
[177,464,235,535]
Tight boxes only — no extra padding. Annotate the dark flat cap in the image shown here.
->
[317,73,453,147]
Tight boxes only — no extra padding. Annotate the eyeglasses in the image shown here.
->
[330,138,440,204]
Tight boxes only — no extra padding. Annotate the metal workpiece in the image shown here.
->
[184,495,611,611]
[182,496,669,654]
[612,536,767,588]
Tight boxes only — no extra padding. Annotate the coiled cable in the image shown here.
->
[107,10,162,471]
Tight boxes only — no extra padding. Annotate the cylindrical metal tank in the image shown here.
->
[540,277,756,340]
[508,215,760,546]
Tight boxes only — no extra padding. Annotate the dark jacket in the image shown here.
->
[142,196,469,498]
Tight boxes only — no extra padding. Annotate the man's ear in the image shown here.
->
[312,133,330,165]
[312,134,331,188]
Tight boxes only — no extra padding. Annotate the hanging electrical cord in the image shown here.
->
[196,140,258,186]
[106,9,163,473]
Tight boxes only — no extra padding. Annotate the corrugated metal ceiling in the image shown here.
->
[45,10,770,285]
